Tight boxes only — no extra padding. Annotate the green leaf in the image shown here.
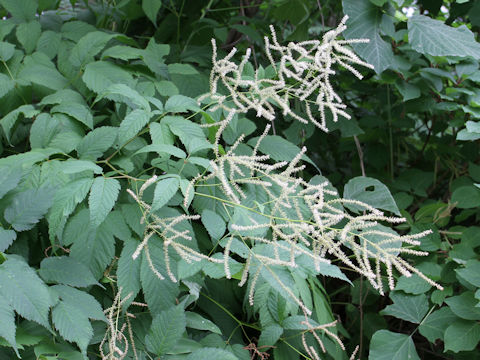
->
[247,135,317,169]
[380,292,429,323]
[0,73,14,99]
[117,238,142,305]
[97,83,150,111]
[258,324,283,348]
[76,126,118,160]
[36,30,62,59]
[0,228,16,252]
[18,53,69,90]
[0,293,17,355]
[82,61,134,94]
[89,177,120,227]
[52,301,92,355]
[394,274,432,295]
[164,95,200,113]
[0,164,22,200]
[152,177,179,211]
[142,0,162,25]
[118,109,152,143]
[164,116,212,154]
[0,0,37,22]
[408,15,480,58]
[456,260,480,287]
[4,187,55,231]
[142,39,169,76]
[52,285,106,321]
[133,144,186,158]
[60,159,102,175]
[0,256,53,329]
[444,319,480,353]
[39,256,98,287]
[51,103,93,129]
[185,348,239,360]
[451,186,480,209]
[185,312,222,334]
[201,209,226,241]
[69,31,118,67]
[16,21,41,54]
[145,306,186,355]
[0,41,15,61]
[344,176,401,215]
[419,307,458,343]
[368,330,420,360]
[1,104,40,143]
[445,292,480,320]
[343,0,394,73]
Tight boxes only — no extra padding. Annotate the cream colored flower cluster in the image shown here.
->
[199,15,374,132]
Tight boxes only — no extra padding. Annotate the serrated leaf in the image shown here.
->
[16,20,41,54]
[69,31,118,67]
[118,108,152,143]
[145,306,186,355]
[4,187,55,231]
[76,126,117,160]
[444,319,480,353]
[344,176,400,215]
[380,292,429,323]
[419,307,458,343]
[0,164,22,200]
[52,301,92,355]
[185,312,222,334]
[18,53,68,90]
[39,256,98,287]
[258,324,283,348]
[0,0,37,22]
[0,256,53,329]
[1,104,40,143]
[343,0,394,73]
[60,159,102,175]
[0,293,17,355]
[97,83,150,111]
[142,0,162,25]
[445,292,480,320]
[0,228,16,252]
[201,209,226,241]
[117,238,142,306]
[51,103,93,129]
[164,95,200,113]
[82,61,134,94]
[0,41,15,61]
[368,330,420,360]
[52,285,106,321]
[408,15,480,58]
[185,348,238,360]
[451,186,480,209]
[133,144,186,158]
[152,177,179,211]
[0,73,14,99]
[394,274,432,295]
[89,177,120,227]
[36,30,61,59]
[456,260,480,287]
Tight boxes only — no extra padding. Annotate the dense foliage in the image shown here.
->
[0,0,480,359]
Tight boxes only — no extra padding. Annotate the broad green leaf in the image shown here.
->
[258,324,283,348]
[419,307,458,343]
[0,256,53,329]
[97,83,150,111]
[352,223,401,257]
[408,15,480,58]
[118,109,152,143]
[69,31,118,67]
[40,89,86,106]
[101,45,143,61]
[0,165,22,200]
[451,185,480,209]
[60,159,102,175]
[164,95,200,113]
[133,144,186,158]
[60,21,97,42]
[185,348,238,360]
[4,187,55,231]
[89,177,120,227]
[444,319,480,353]
[0,41,14,61]
[394,274,432,295]
[0,73,14,99]
[445,292,480,320]
[39,256,98,287]
[0,228,16,252]
[380,292,429,323]
[0,0,37,22]
[343,0,394,73]
[142,39,169,76]
[368,330,420,360]
[52,301,92,355]
[201,209,226,241]
[1,104,40,143]
[456,260,480,287]
[16,21,41,54]
[142,0,162,25]
[18,53,69,90]
[152,177,179,211]
[247,135,317,169]
[145,306,186,355]
[0,293,17,355]
[52,285,106,321]
[164,116,212,154]
[344,176,401,215]
[51,103,93,129]
[82,61,134,94]
[76,126,117,160]
[36,30,61,59]
[185,312,222,334]
[117,238,142,305]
